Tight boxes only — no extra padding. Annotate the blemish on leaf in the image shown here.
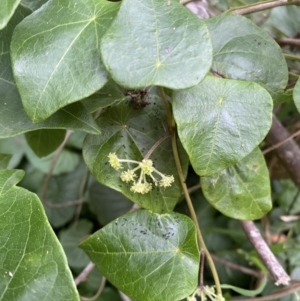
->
[252,164,258,171]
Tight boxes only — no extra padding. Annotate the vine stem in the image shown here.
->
[284,53,300,62]
[227,0,300,15]
[158,87,222,296]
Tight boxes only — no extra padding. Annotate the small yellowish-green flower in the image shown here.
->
[140,159,154,175]
[108,152,122,170]
[107,153,174,194]
[160,175,174,187]
[188,285,224,301]
[130,181,152,194]
[120,170,136,182]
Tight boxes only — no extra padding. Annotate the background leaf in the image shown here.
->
[25,129,66,157]
[201,148,272,220]
[83,96,188,213]
[205,14,288,94]
[294,77,300,114]
[0,154,12,169]
[59,219,93,269]
[173,76,273,176]
[266,6,300,37]
[0,137,24,168]
[0,0,21,29]
[44,160,87,228]
[80,210,199,301]
[24,140,80,175]
[100,0,212,89]
[11,0,120,122]
[0,170,80,301]
[21,0,49,11]
[88,180,133,225]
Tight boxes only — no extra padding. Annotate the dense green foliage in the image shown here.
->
[1,0,300,301]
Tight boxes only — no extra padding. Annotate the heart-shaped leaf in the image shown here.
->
[0,0,20,29]
[11,0,120,122]
[80,210,199,301]
[83,96,188,213]
[0,170,80,300]
[173,76,273,176]
[201,148,272,220]
[294,77,300,113]
[100,0,212,89]
[0,6,101,137]
[205,14,288,94]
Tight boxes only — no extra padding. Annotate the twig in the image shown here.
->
[284,53,300,61]
[211,254,264,279]
[119,291,133,301]
[276,38,300,47]
[263,129,300,154]
[240,221,290,285]
[41,130,73,204]
[235,282,300,301]
[265,115,300,189]
[188,183,201,195]
[80,277,106,301]
[74,262,95,286]
[144,134,171,160]
[229,0,300,15]
[200,251,205,287]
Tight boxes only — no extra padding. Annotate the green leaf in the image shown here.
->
[59,219,93,269]
[81,80,126,113]
[100,0,212,89]
[0,6,101,137]
[83,96,188,213]
[266,6,300,37]
[0,154,12,169]
[24,140,80,175]
[80,210,199,301]
[88,181,133,225]
[173,76,273,176]
[201,148,272,220]
[0,0,20,29]
[294,77,300,114]
[11,0,120,122]
[21,0,49,11]
[205,14,288,94]
[25,129,66,157]
[273,89,293,105]
[0,137,24,168]
[221,275,267,297]
[0,170,80,301]
[44,161,87,228]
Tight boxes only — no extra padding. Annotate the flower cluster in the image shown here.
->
[187,286,224,301]
[108,152,174,194]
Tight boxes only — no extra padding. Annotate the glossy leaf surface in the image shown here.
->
[0,0,20,29]
[206,14,288,94]
[0,170,80,301]
[80,210,199,301]
[0,6,100,137]
[83,97,188,213]
[100,0,212,89]
[201,148,272,220]
[11,0,120,122]
[173,76,273,176]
